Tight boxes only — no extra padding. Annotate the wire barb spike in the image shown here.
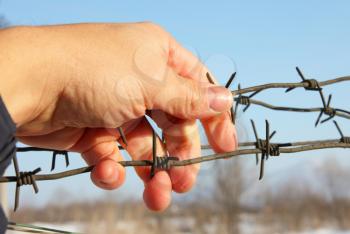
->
[206,72,215,85]
[13,155,41,211]
[51,151,69,171]
[225,72,237,88]
[118,127,128,147]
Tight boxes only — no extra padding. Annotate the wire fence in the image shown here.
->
[2,67,350,233]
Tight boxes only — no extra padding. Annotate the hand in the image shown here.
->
[0,23,237,211]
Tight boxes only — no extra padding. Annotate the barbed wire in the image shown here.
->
[4,67,350,233]
[4,120,350,183]
[230,67,350,96]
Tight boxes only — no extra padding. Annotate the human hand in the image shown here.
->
[0,23,237,211]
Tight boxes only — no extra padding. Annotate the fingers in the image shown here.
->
[84,141,125,190]
[143,171,172,211]
[202,112,238,153]
[118,117,172,211]
[150,67,233,120]
[17,127,85,150]
[70,128,126,190]
[149,110,200,193]
[166,36,238,153]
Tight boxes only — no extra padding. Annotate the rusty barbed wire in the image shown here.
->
[234,94,350,124]
[16,128,125,160]
[6,138,350,182]
[3,120,350,211]
[231,67,350,96]
[232,67,350,126]
[16,147,70,172]
[4,67,350,233]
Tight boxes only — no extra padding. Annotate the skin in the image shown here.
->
[0,22,237,211]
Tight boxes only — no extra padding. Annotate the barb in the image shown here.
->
[333,121,350,143]
[225,73,237,124]
[51,150,69,171]
[17,147,70,171]
[118,127,128,146]
[12,155,41,211]
[250,120,285,180]
[206,72,215,85]
[150,129,178,178]
[234,85,262,113]
[285,67,322,92]
[313,91,350,126]
[225,72,237,89]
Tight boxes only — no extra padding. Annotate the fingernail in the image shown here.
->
[208,86,233,112]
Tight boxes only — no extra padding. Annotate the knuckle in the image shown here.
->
[140,21,163,32]
[171,80,202,119]
[186,81,203,117]
[138,22,169,42]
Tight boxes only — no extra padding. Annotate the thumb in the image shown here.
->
[150,69,233,119]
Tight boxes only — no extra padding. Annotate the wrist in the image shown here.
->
[0,26,66,128]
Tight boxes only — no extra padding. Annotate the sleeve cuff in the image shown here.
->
[0,96,17,232]
[0,95,16,174]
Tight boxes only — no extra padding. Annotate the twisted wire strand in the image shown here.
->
[202,139,337,149]
[21,140,344,153]
[1,140,350,184]
[231,75,350,96]
[234,97,350,120]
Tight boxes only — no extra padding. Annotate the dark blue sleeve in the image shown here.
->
[0,96,17,234]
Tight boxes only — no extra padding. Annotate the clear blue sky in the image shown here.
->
[1,0,350,207]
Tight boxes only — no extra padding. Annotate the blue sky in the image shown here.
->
[1,0,350,208]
